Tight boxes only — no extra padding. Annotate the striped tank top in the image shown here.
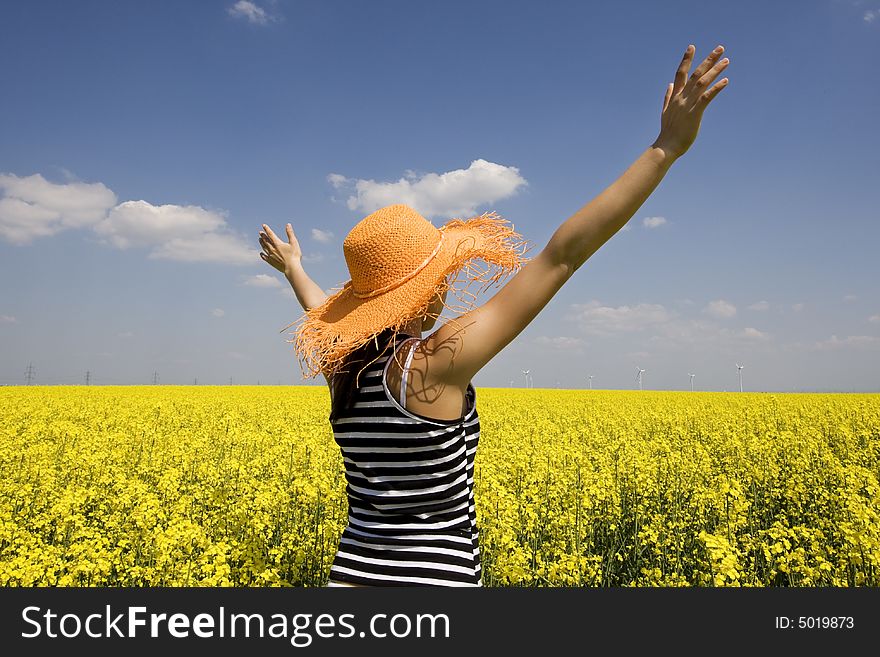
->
[326,335,483,587]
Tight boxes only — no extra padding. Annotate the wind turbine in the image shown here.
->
[636,367,645,391]
[736,363,744,393]
[522,369,532,388]
[688,372,695,392]
[587,375,593,390]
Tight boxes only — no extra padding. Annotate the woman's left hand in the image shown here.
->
[258,223,302,274]
[653,43,730,159]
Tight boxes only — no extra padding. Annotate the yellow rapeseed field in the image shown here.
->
[1,386,877,587]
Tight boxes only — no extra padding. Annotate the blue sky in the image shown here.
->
[1,0,878,392]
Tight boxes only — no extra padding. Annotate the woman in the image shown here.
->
[258,43,730,586]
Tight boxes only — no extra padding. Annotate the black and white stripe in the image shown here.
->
[326,336,482,587]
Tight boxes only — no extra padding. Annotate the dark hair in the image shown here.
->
[328,327,411,422]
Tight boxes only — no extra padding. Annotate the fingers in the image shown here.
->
[685,46,727,99]
[262,223,280,243]
[692,57,729,108]
[671,44,694,98]
[698,77,729,107]
[259,223,280,252]
[258,226,277,267]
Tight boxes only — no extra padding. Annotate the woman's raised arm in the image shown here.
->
[259,222,329,312]
[546,43,729,274]
[425,43,730,387]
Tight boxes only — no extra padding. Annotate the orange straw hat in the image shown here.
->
[283,203,534,380]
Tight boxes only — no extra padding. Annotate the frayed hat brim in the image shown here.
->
[282,211,534,380]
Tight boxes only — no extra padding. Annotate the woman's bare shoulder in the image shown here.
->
[386,338,469,422]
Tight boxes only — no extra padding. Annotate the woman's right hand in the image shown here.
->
[259,222,303,274]
[652,43,730,159]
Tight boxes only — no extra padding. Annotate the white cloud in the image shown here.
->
[0,197,58,242]
[94,200,259,265]
[747,300,769,311]
[56,167,78,182]
[704,299,737,319]
[327,173,348,188]
[228,1,273,25]
[302,252,325,264]
[843,294,858,302]
[0,314,18,324]
[146,231,258,264]
[740,327,771,340]
[865,9,878,22]
[791,302,805,312]
[868,314,880,323]
[328,159,527,219]
[647,321,770,346]
[117,331,135,338]
[97,200,226,247]
[311,228,334,243]
[648,319,772,351]
[565,299,771,354]
[804,334,880,351]
[243,274,282,288]
[534,336,586,354]
[212,308,226,317]
[0,173,117,245]
[565,300,673,337]
[2,172,260,265]
[642,216,667,229]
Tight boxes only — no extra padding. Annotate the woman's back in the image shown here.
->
[326,334,482,587]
